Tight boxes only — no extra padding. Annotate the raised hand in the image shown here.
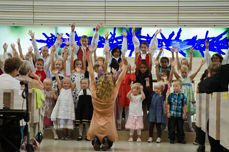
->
[64,38,69,46]
[189,47,194,55]
[11,43,16,50]
[28,30,34,39]
[95,22,102,31]
[135,47,140,54]
[17,38,21,45]
[51,45,56,54]
[171,47,175,53]
[123,31,127,38]
[132,26,135,37]
[71,44,75,53]
[71,23,76,32]
[148,48,153,54]
[57,33,63,40]
[159,47,163,53]
[174,47,179,53]
[105,32,109,40]
[155,29,162,36]
[201,59,206,65]
[28,46,33,54]
[205,40,209,49]
[122,55,128,66]
[155,60,159,66]
[3,43,8,52]
[105,45,110,53]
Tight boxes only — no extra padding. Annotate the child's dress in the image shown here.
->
[118,73,136,107]
[51,71,65,94]
[181,77,195,115]
[43,90,56,126]
[125,94,144,130]
[147,92,165,123]
[51,88,75,129]
[75,89,93,125]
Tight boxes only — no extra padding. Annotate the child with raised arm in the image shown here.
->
[204,40,229,66]
[155,47,175,76]
[70,44,88,107]
[133,28,160,70]
[125,83,145,142]
[167,80,187,144]
[69,23,101,60]
[51,72,76,140]
[106,31,128,71]
[173,59,205,132]
[50,45,67,95]
[175,47,193,72]
[75,78,93,141]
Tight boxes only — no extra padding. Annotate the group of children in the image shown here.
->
[1,24,228,148]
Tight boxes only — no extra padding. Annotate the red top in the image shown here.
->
[137,53,150,67]
[77,47,89,60]
[35,70,46,83]
[118,73,136,107]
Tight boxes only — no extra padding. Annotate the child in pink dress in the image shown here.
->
[125,83,145,142]
[43,78,58,139]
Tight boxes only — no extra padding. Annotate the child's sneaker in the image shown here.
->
[156,137,161,143]
[54,134,59,140]
[77,136,83,141]
[136,137,141,142]
[128,137,133,142]
[147,137,153,143]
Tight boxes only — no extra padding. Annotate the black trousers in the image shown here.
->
[168,117,184,141]
[149,123,161,138]
[195,126,205,145]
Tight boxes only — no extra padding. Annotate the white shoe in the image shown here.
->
[147,137,153,143]
[54,134,59,140]
[156,137,161,143]
[136,137,141,142]
[128,137,133,142]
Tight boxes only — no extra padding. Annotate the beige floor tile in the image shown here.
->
[39,139,210,152]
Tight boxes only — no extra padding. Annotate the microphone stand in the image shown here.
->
[21,82,34,152]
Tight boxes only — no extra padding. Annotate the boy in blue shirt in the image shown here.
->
[167,80,187,144]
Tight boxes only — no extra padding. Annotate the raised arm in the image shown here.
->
[104,45,110,72]
[189,59,205,81]
[121,31,128,55]
[155,60,161,81]
[149,29,161,57]
[189,48,193,71]
[27,46,36,72]
[126,89,131,100]
[54,33,63,59]
[171,47,175,62]
[3,43,8,62]
[175,47,181,71]
[168,60,175,83]
[204,40,211,67]
[87,46,96,89]
[156,48,163,61]
[132,27,140,49]
[114,55,128,89]
[222,42,229,65]
[91,23,102,49]
[82,47,87,71]
[62,47,68,74]
[55,71,62,90]
[70,23,79,55]
[70,44,75,73]
[173,62,180,80]
[140,85,146,100]
[148,48,153,71]
[50,45,56,72]
[17,38,24,60]
[29,30,42,59]
[135,47,140,66]
[11,43,19,58]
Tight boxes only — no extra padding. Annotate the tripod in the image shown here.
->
[21,81,34,152]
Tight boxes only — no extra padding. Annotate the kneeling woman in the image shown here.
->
[86,46,128,151]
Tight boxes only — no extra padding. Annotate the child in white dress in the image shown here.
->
[51,72,76,139]
[125,83,145,142]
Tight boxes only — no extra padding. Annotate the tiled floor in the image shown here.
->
[38,139,210,152]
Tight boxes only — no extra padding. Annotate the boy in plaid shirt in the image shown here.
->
[167,80,187,144]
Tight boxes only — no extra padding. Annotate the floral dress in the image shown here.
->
[71,72,85,107]
[181,77,195,115]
